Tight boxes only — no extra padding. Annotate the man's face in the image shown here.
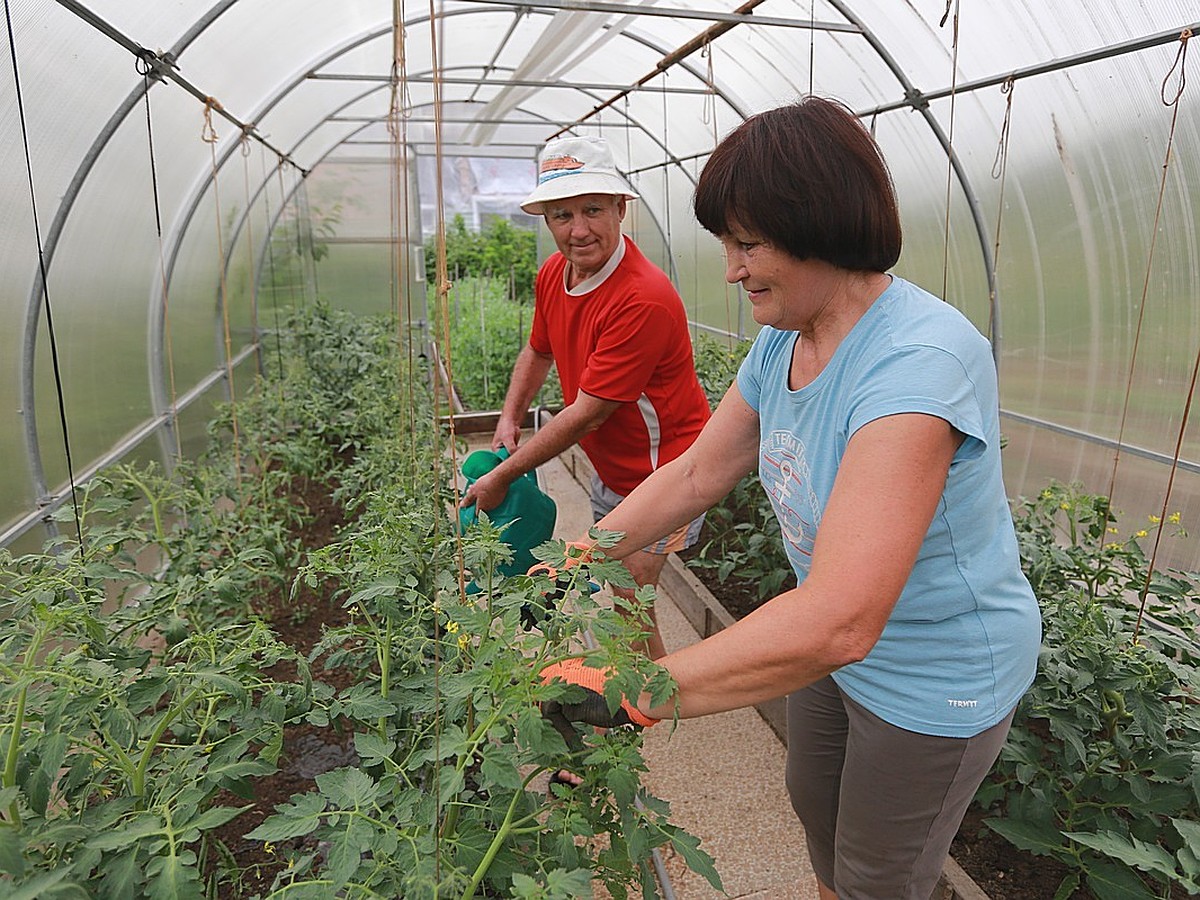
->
[543,194,626,280]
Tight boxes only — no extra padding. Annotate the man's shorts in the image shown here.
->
[588,474,705,555]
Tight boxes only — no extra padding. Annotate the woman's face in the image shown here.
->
[719,224,812,330]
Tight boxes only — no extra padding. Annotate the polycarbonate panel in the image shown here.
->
[306,157,428,320]
[167,3,388,125]
[26,115,163,499]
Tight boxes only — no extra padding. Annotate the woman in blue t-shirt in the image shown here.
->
[540,96,1042,899]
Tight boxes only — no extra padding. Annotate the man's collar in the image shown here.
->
[565,236,626,295]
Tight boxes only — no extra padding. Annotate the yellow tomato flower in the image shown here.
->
[1148,514,1161,524]
[1060,502,1071,511]
[446,620,460,634]
[1135,529,1148,538]
[1169,512,1182,524]
[458,634,470,650]
[264,842,276,856]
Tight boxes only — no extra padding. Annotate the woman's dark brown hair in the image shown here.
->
[693,96,902,273]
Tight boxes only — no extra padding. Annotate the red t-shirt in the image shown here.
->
[529,236,711,496]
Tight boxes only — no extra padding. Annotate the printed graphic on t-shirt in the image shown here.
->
[760,430,820,573]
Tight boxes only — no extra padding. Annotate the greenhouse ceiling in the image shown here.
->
[2,0,1199,553]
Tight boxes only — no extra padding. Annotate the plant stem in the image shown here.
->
[461,781,525,900]
[133,684,204,800]
[3,684,28,826]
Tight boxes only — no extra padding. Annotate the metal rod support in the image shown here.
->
[310,72,716,94]
[54,0,304,172]
[459,0,860,32]
[858,22,1200,116]
[2,346,259,549]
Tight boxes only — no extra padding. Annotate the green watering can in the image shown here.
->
[457,446,557,578]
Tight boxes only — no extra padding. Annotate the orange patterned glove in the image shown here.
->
[540,657,658,729]
[526,541,596,580]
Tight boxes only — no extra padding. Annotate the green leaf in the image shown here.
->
[323,819,374,887]
[245,793,327,841]
[315,766,380,809]
[353,732,395,769]
[669,827,723,891]
[1,868,87,900]
[145,849,204,900]
[88,815,165,852]
[1082,858,1159,900]
[0,825,24,877]
[437,765,466,807]
[984,816,1067,857]
[510,872,541,897]
[480,744,523,791]
[181,804,248,836]
[1172,818,1200,877]
[28,732,68,816]
[1052,872,1081,900]
[515,707,570,757]
[1066,830,1177,881]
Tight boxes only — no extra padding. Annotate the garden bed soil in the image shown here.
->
[207,471,359,899]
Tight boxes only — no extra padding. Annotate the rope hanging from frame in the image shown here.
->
[939,0,961,302]
[202,98,244,497]
[422,0,463,878]
[987,76,1016,346]
[1104,28,1191,515]
[240,130,260,379]
[699,39,735,340]
[389,0,421,491]
[660,71,675,313]
[137,55,184,464]
[258,152,287,385]
[4,0,84,549]
[1127,28,1192,641]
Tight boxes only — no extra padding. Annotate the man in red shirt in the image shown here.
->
[461,134,710,659]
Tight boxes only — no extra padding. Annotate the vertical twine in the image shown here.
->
[1130,29,1191,641]
[202,99,243,497]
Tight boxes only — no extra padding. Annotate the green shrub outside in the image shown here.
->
[426,214,539,305]
[444,277,563,412]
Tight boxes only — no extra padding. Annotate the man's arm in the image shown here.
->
[463,390,620,511]
[492,344,554,453]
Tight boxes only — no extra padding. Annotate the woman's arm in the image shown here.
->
[592,383,762,560]
[643,411,963,719]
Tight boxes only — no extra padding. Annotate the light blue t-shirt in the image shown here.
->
[736,276,1040,737]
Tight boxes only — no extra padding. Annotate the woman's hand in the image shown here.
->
[540,658,658,728]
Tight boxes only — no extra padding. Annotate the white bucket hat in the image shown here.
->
[520,135,639,215]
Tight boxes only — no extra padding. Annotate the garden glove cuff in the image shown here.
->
[540,657,658,729]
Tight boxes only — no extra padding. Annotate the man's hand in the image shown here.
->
[460,467,512,512]
[491,417,522,455]
[539,658,658,729]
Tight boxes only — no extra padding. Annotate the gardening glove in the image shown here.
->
[525,540,595,581]
[539,658,659,729]
[522,542,597,627]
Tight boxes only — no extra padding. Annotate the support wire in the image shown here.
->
[4,0,84,549]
